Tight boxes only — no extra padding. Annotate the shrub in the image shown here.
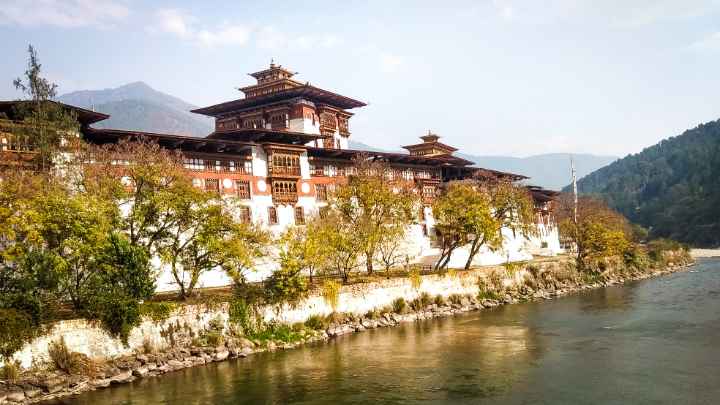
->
[321,280,341,311]
[229,298,264,336]
[205,332,224,347]
[1,361,20,382]
[304,315,326,330]
[88,295,142,344]
[48,337,94,375]
[392,297,407,314]
[263,266,308,306]
[448,294,463,305]
[251,322,303,344]
[433,294,446,306]
[364,308,381,320]
[139,302,176,323]
[419,292,432,307]
[142,338,155,354]
[409,298,423,311]
[409,269,422,290]
[0,308,35,361]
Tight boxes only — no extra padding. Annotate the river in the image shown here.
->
[52,258,720,405]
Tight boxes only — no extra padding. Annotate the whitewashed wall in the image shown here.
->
[12,263,549,369]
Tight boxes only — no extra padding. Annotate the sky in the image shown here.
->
[2,0,720,158]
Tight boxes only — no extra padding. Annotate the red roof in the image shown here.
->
[191,84,367,116]
[207,128,324,145]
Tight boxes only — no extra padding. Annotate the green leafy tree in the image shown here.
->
[11,45,80,171]
[463,182,536,269]
[276,220,329,283]
[333,157,417,275]
[317,212,363,283]
[557,195,631,272]
[432,183,499,270]
[158,187,269,299]
[79,139,192,256]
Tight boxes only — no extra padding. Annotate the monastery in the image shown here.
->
[0,63,562,291]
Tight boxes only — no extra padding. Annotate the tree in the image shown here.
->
[463,182,536,269]
[376,224,407,275]
[317,213,363,283]
[557,195,631,271]
[333,157,417,275]
[78,139,191,256]
[432,183,498,270]
[276,219,329,283]
[157,186,269,299]
[12,45,80,171]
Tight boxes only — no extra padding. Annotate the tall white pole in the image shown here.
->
[571,156,578,224]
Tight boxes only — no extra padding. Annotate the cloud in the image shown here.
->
[492,0,515,20]
[484,0,720,26]
[380,53,403,73]
[155,9,340,50]
[154,8,250,47]
[690,31,720,51]
[0,0,129,28]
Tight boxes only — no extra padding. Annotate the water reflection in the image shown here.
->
[50,259,720,405]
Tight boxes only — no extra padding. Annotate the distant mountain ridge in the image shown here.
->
[348,140,616,190]
[58,82,213,137]
[456,152,617,190]
[567,119,720,247]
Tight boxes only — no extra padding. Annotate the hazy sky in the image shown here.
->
[2,0,720,157]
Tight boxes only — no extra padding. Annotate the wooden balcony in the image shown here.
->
[268,165,301,177]
[272,191,298,204]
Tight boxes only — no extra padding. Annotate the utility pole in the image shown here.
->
[571,156,578,225]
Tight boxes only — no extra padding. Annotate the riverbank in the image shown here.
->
[691,248,720,258]
[0,254,693,404]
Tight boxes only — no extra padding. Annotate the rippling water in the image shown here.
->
[52,259,720,405]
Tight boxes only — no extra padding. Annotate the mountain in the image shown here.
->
[567,120,720,247]
[58,82,213,137]
[457,153,617,190]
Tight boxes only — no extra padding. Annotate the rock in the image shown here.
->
[146,363,158,371]
[238,337,256,349]
[110,370,134,384]
[156,364,171,374]
[166,359,184,371]
[5,390,26,403]
[460,297,471,307]
[68,375,89,388]
[90,379,111,388]
[132,366,149,377]
[361,319,378,329]
[23,387,43,399]
[238,347,253,358]
[136,354,149,364]
[38,375,68,394]
[213,349,230,362]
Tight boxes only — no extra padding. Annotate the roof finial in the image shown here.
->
[270,58,276,68]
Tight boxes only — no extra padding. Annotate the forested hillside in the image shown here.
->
[570,120,720,247]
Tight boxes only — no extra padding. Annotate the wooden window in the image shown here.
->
[271,180,298,203]
[239,206,251,224]
[236,180,251,199]
[270,153,300,176]
[268,206,278,225]
[422,185,435,199]
[205,178,220,193]
[294,206,305,225]
[315,184,328,201]
[184,158,204,171]
[319,206,329,219]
